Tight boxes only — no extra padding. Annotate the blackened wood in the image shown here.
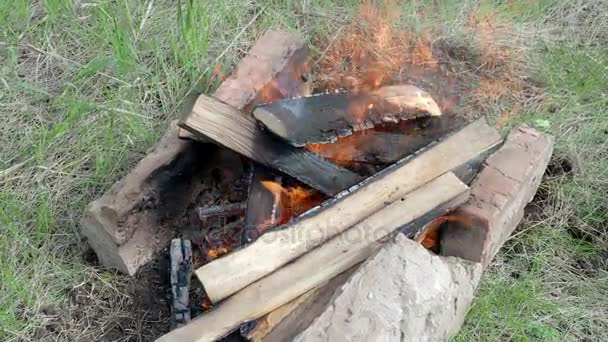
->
[241,165,282,244]
[197,203,246,221]
[170,239,193,328]
[180,95,363,196]
[253,85,442,146]
[307,113,466,165]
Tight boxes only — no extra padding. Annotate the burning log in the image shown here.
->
[169,239,193,328]
[155,172,470,342]
[253,84,442,146]
[180,95,363,196]
[195,118,501,304]
[307,113,467,166]
[241,165,282,243]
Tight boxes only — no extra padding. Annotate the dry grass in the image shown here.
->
[1,0,607,341]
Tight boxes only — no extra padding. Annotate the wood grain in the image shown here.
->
[253,84,442,146]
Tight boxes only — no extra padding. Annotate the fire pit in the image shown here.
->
[81,30,554,341]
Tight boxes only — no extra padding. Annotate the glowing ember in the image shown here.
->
[417,215,475,250]
[207,247,229,260]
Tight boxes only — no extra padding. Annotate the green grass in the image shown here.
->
[1,0,607,340]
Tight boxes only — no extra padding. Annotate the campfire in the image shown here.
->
[81,7,554,341]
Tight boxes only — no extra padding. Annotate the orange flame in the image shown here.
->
[417,215,476,250]
[315,1,441,93]
[258,181,323,232]
[207,247,229,260]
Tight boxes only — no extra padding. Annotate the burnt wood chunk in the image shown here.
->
[307,112,466,165]
[170,239,193,328]
[241,165,281,243]
[81,30,312,275]
[253,85,442,146]
[180,94,363,196]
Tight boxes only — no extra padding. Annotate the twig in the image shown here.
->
[172,7,264,115]
[0,157,32,179]
[198,203,246,221]
[138,0,155,38]
[313,25,345,68]
[24,43,132,87]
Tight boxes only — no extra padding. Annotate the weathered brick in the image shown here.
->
[441,125,554,265]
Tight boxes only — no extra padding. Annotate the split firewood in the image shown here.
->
[155,172,470,342]
[170,239,193,328]
[253,84,442,146]
[180,95,363,196]
[195,118,501,304]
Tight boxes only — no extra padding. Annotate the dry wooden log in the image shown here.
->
[170,239,193,328]
[194,117,501,304]
[240,287,320,341]
[253,85,442,146]
[180,95,363,196]
[155,172,469,342]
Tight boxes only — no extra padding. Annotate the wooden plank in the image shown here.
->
[241,288,320,341]
[253,85,442,146]
[180,94,364,196]
[256,267,358,342]
[194,117,501,304]
[155,173,470,342]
